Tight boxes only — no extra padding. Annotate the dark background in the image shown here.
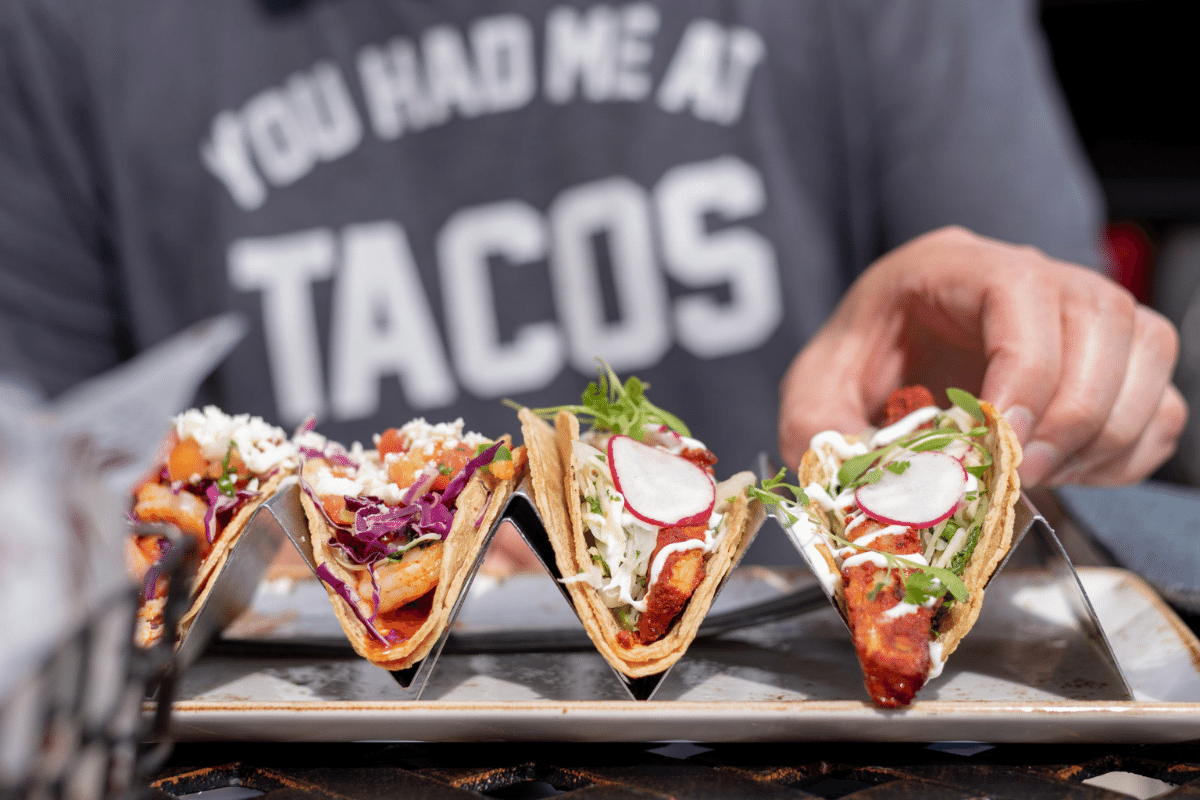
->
[1041,0,1198,291]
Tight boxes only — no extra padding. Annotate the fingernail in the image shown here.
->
[1002,405,1035,444]
[1019,440,1061,486]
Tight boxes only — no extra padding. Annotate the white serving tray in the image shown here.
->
[164,564,1200,743]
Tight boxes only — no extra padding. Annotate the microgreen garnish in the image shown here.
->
[886,461,911,476]
[514,359,690,441]
[831,530,969,604]
[946,387,985,424]
[749,468,809,524]
[216,445,238,497]
[837,449,884,488]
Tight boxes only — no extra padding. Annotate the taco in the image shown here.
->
[517,364,762,679]
[296,418,522,671]
[126,406,298,648]
[787,385,1021,707]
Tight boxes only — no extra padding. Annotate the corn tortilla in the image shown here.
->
[300,447,514,672]
[519,407,763,678]
[797,399,1021,668]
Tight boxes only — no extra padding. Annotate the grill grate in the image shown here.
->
[151,740,1200,800]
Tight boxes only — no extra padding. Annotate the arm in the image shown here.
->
[0,0,126,396]
[779,1,1185,486]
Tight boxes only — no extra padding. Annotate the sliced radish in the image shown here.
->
[854,451,966,528]
[607,435,715,527]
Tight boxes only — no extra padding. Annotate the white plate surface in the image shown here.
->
[165,566,1200,743]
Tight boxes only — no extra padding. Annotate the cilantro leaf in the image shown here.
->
[216,445,238,497]
[837,450,879,488]
[946,387,985,424]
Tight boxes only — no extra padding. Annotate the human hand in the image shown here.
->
[481,519,542,575]
[778,226,1187,486]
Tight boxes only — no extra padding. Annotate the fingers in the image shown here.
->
[777,225,1187,487]
[778,338,875,470]
[991,264,1139,483]
[979,258,1184,486]
[777,299,904,469]
[975,257,1065,441]
[1040,307,1185,485]
[481,520,541,574]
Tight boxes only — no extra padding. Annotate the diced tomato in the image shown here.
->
[322,495,354,525]
[167,438,209,483]
[489,459,515,481]
[388,449,429,488]
[377,428,406,458]
[432,443,473,491]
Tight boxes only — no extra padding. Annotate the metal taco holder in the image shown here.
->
[509,478,767,701]
[171,482,291,670]
[758,454,1133,701]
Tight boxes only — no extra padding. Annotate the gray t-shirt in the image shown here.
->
[0,0,1101,561]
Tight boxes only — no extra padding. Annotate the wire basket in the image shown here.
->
[0,540,194,800]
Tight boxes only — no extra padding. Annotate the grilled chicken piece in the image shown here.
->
[882,385,938,426]
[842,519,934,708]
[636,525,707,645]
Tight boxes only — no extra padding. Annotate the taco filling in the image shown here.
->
[564,425,742,646]
[298,417,520,669]
[127,406,297,647]
[786,386,1020,707]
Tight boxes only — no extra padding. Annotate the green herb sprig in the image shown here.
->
[216,445,238,497]
[749,468,810,524]
[512,359,690,441]
[830,529,969,604]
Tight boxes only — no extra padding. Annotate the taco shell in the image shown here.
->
[300,446,515,672]
[520,407,762,678]
[174,470,291,637]
[797,399,1021,676]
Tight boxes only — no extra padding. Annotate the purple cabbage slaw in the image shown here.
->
[202,482,262,543]
[301,440,503,643]
[139,463,270,545]
[315,563,390,645]
[304,441,502,567]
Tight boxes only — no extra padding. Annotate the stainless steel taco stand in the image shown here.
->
[173,482,290,669]
[758,454,1133,701]
[508,480,767,701]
